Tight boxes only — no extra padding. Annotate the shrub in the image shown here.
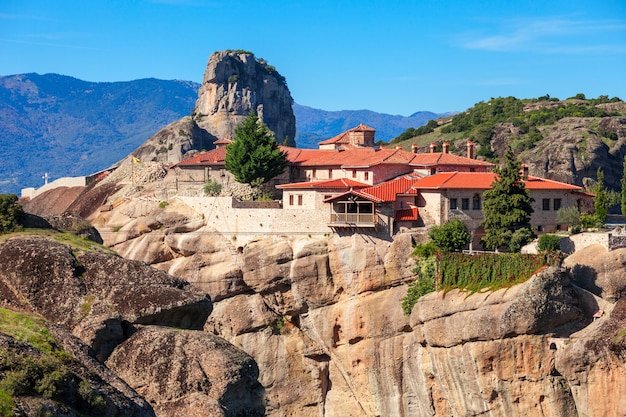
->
[0,194,23,234]
[411,242,441,258]
[537,234,562,252]
[557,206,581,226]
[203,179,222,196]
[428,219,470,252]
[158,201,169,209]
[402,256,437,315]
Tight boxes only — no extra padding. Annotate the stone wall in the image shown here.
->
[179,196,333,246]
[21,176,86,199]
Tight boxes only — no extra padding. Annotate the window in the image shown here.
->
[352,170,357,178]
[430,168,436,175]
[450,198,458,210]
[312,169,316,179]
[461,198,469,210]
[553,198,562,211]
[472,193,481,210]
[328,169,333,179]
[289,195,294,205]
[542,199,550,210]
[364,172,369,181]
[220,168,226,177]
[297,195,303,206]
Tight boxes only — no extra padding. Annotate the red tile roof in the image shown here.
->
[276,178,369,190]
[318,123,375,145]
[292,147,416,168]
[409,152,494,167]
[395,207,419,221]
[412,172,582,191]
[354,174,422,202]
[173,147,227,166]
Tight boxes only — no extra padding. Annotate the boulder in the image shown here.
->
[563,244,626,301]
[106,326,265,417]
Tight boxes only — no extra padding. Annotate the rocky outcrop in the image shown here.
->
[563,244,626,301]
[106,326,265,417]
[556,297,626,416]
[0,235,264,416]
[0,329,156,417]
[130,50,296,165]
[194,50,296,147]
[132,117,216,164]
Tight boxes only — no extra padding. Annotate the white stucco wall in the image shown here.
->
[179,196,334,246]
[21,176,86,199]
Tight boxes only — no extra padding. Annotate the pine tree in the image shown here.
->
[225,111,288,186]
[481,148,534,252]
[621,156,626,215]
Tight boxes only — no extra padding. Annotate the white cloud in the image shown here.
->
[458,16,626,54]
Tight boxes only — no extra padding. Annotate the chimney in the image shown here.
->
[411,143,418,153]
[442,142,450,154]
[430,142,437,153]
[466,141,475,159]
[521,164,529,178]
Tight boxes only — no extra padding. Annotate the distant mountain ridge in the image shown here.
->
[0,73,445,194]
[0,73,200,193]
[294,103,453,148]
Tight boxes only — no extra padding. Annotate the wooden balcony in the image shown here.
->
[329,213,378,227]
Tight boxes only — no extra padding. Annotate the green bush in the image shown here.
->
[557,207,581,226]
[0,194,23,233]
[411,242,441,258]
[537,234,562,252]
[203,179,222,196]
[428,219,470,252]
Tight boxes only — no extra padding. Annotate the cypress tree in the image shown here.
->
[225,111,288,186]
[621,155,626,215]
[481,148,534,252]
[595,168,608,223]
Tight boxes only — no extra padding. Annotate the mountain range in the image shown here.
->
[0,73,444,194]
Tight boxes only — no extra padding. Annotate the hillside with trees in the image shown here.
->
[391,95,626,191]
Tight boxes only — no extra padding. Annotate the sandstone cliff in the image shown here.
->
[132,50,296,164]
[74,191,625,417]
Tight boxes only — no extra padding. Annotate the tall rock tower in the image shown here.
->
[194,50,296,146]
[132,50,296,164]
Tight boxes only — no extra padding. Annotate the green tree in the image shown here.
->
[0,194,23,233]
[428,219,470,252]
[225,111,288,185]
[481,148,534,252]
[594,168,608,224]
[621,155,626,215]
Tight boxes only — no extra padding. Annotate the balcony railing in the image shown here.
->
[329,213,378,227]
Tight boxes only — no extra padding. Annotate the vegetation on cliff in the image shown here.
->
[392,94,623,159]
[402,251,560,315]
[225,111,288,186]
[0,309,107,416]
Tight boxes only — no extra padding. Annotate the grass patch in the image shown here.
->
[0,229,116,255]
[0,309,60,355]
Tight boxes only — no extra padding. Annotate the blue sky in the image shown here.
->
[1,0,625,115]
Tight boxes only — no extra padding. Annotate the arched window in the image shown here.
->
[472,193,481,210]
